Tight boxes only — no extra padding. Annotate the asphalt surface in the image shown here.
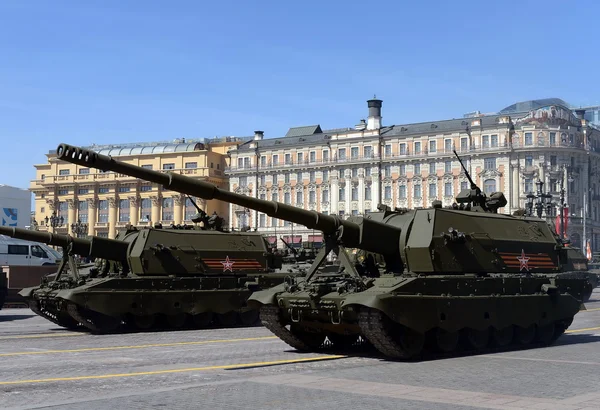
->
[2,291,600,410]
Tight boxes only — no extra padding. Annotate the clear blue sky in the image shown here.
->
[1,0,599,192]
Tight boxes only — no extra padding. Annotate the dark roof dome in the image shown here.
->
[499,98,571,114]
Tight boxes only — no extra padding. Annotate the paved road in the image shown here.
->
[2,292,600,410]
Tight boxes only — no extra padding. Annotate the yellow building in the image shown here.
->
[30,137,246,238]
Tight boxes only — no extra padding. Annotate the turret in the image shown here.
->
[0,226,129,261]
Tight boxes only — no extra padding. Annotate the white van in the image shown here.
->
[0,235,61,266]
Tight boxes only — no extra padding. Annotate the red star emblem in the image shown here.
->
[220,255,235,272]
[517,249,530,272]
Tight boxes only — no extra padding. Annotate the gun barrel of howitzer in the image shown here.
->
[56,143,401,255]
[0,226,129,261]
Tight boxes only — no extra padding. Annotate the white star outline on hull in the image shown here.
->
[517,249,530,271]
[220,255,235,272]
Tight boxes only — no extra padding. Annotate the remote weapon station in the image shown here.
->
[56,143,590,358]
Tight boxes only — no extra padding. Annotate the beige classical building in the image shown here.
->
[30,137,246,238]
[226,98,600,251]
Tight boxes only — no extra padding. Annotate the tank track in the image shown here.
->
[28,300,80,330]
[259,305,323,351]
[357,307,573,360]
[66,303,121,334]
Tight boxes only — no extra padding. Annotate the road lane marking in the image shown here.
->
[0,355,347,385]
[0,333,85,340]
[0,336,278,357]
[565,326,600,334]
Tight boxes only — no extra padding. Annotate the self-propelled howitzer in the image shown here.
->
[57,143,590,358]
[11,221,297,333]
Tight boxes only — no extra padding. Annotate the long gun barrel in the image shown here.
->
[56,143,401,256]
[0,226,129,261]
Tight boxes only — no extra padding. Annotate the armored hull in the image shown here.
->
[0,268,6,310]
[3,225,303,333]
[56,142,593,357]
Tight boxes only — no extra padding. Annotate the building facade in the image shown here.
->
[30,137,245,239]
[0,185,31,228]
[226,98,600,251]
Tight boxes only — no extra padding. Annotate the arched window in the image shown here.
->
[484,179,496,194]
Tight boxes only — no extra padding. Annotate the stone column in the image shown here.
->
[128,196,140,226]
[371,169,379,211]
[511,161,520,209]
[173,194,183,225]
[330,177,338,216]
[150,195,161,225]
[67,199,76,234]
[108,197,117,239]
[86,198,97,237]
[358,177,365,213]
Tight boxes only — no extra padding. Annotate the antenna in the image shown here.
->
[453,150,477,189]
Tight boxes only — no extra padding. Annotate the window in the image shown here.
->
[384,165,391,177]
[482,135,489,148]
[484,158,496,170]
[550,179,558,192]
[309,190,316,203]
[272,192,278,202]
[399,165,406,175]
[243,157,251,168]
[384,186,391,200]
[260,175,266,185]
[31,245,48,259]
[399,143,407,155]
[296,191,303,205]
[414,184,422,198]
[414,164,421,175]
[78,200,88,223]
[184,197,197,221]
[118,199,130,222]
[445,161,452,173]
[297,152,304,163]
[285,153,291,164]
[384,145,392,156]
[364,146,372,158]
[524,178,533,194]
[272,154,279,165]
[444,139,452,152]
[310,151,316,162]
[444,182,452,197]
[58,189,69,195]
[524,132,533,145]
[162,197,173,221]
[399,185,406,198]
[142,164,153,169]
[460,138,468,151]
[339,187,345,201]
[59,169,70,175]
[429,183,437,198]
[78,188,88,195]
[260,156,266,167]
[365,186,371,200]
[351,168,358,178]
[322,170,329,182]
[259,214,266,228]
[140,185,152,191]
[550,132,556,145]
[185,162,197,169]
[414,141,421,154]
[525,156,533,167]
[338,148,346,160]
[429,140,436,153]
[98,200,108,223]
[461,181,468,191]
[309,171,315,182]
[98,187,109,193]
[322,189,329,202]
[322,150,329,162]
[484,179,496,194]
[8,245,29,255]
[239,176,247,187]
[429,162,435,174]
[491,135,498,147]
[352,186,358,201]
[351,147,359,159]
[162,163,175,170]
[284,174,290,184]
[118,186,130,193]
[79,168,90,174]
[296,172,302,182]
[284,192,291,204]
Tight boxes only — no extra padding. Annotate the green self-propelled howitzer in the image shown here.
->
[8,219,293,333]
[57,143,591,358]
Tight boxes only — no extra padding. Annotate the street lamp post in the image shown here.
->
[70,219,88,238]
[44,212,64,232]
